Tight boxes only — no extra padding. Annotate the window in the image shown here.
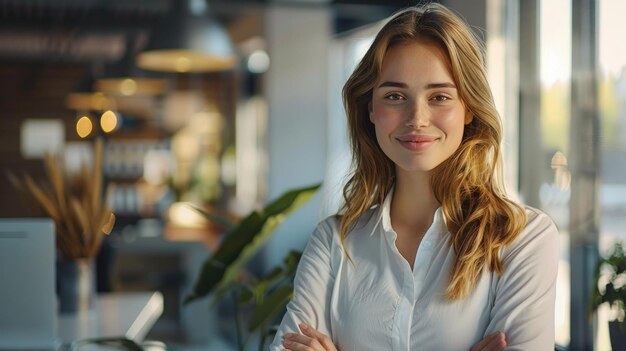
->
[516,0,572,346]
[597,0,626,349]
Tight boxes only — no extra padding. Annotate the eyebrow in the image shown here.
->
[377,81,457,89]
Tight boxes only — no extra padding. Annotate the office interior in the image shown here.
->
[0,0,624,350]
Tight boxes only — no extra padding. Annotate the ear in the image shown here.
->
[464,110,473,125]
[368,102,374,123]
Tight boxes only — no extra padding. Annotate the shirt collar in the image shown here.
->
[368,188,393,237]
[369,188,445,236]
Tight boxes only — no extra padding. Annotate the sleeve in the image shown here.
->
[483,210,560,351]
[268,218,337,351]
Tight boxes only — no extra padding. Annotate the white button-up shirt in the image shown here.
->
[269,191,559,351]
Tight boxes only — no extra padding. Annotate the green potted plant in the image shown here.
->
[591,242,626,350]
[185,183,321,351]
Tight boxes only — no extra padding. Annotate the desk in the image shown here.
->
[58,291,163,345]
[110,229,212,343]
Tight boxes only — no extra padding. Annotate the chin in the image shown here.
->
[396,162,441,174]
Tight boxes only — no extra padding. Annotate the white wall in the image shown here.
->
[262,6,331,269]
[442,0,488,41]
[258,1,496,271]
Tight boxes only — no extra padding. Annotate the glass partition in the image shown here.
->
[597,1,626,349]
[539,0,572,347]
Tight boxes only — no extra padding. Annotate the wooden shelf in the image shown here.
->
[163,222,223,251]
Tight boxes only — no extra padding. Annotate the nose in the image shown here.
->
[406,102,429,128]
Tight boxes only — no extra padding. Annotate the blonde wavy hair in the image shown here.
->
[340,3,527,300]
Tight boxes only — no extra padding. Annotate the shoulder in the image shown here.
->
[502,206,560,263]
[316,206,380,238]
[308,207,380,251]
[305,215,340,255]
[521,205,560,247]
[522,205,559,237]
[312,215,340,240]
[316,214,340,233]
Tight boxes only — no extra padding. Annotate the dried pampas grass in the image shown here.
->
[8,138,115,259]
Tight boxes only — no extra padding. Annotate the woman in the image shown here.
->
[270,3,559,351]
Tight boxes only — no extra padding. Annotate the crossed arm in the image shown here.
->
[271,211,559,351]
[281,323,507,351]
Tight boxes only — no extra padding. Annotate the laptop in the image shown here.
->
[0,218,57,350]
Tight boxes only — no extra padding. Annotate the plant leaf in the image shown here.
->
[589,241,626,316]
[215,215,286,297]
[44,152,66,215]
[237,286,255,305]
[248,284,293,332]
[283,250,302,275]
[185,183,320,304]
[253,266,287,304]
[185,259,228,303]
[188,204,237,231]
[213,186,319,295]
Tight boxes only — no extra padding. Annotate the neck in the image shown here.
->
[391,168,440,232]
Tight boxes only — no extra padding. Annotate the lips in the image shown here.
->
[396,135,438,143]
[396,134,438,151]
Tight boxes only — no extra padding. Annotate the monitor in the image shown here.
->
[0,218,57,350]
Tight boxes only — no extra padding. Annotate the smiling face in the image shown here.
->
[370,39,472,175]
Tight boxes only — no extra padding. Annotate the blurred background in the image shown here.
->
[0,0,624,350]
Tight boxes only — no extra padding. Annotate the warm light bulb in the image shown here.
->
[120,79,137,96]
[76,115,93,138]
[100,110,118,133]
[168,202,206,228]
[175,57,191,72]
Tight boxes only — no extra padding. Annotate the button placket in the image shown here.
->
[396,263,416,351]
[385,226,416,351]
[412,227,436,296]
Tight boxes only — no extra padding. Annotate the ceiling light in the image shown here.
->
[136,1,236,73]
[95,78,166,96]
[66,92,115,111]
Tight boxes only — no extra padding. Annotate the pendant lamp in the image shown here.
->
[65,73,115,111]
[95,34,167,96]
[136,0,236,73]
